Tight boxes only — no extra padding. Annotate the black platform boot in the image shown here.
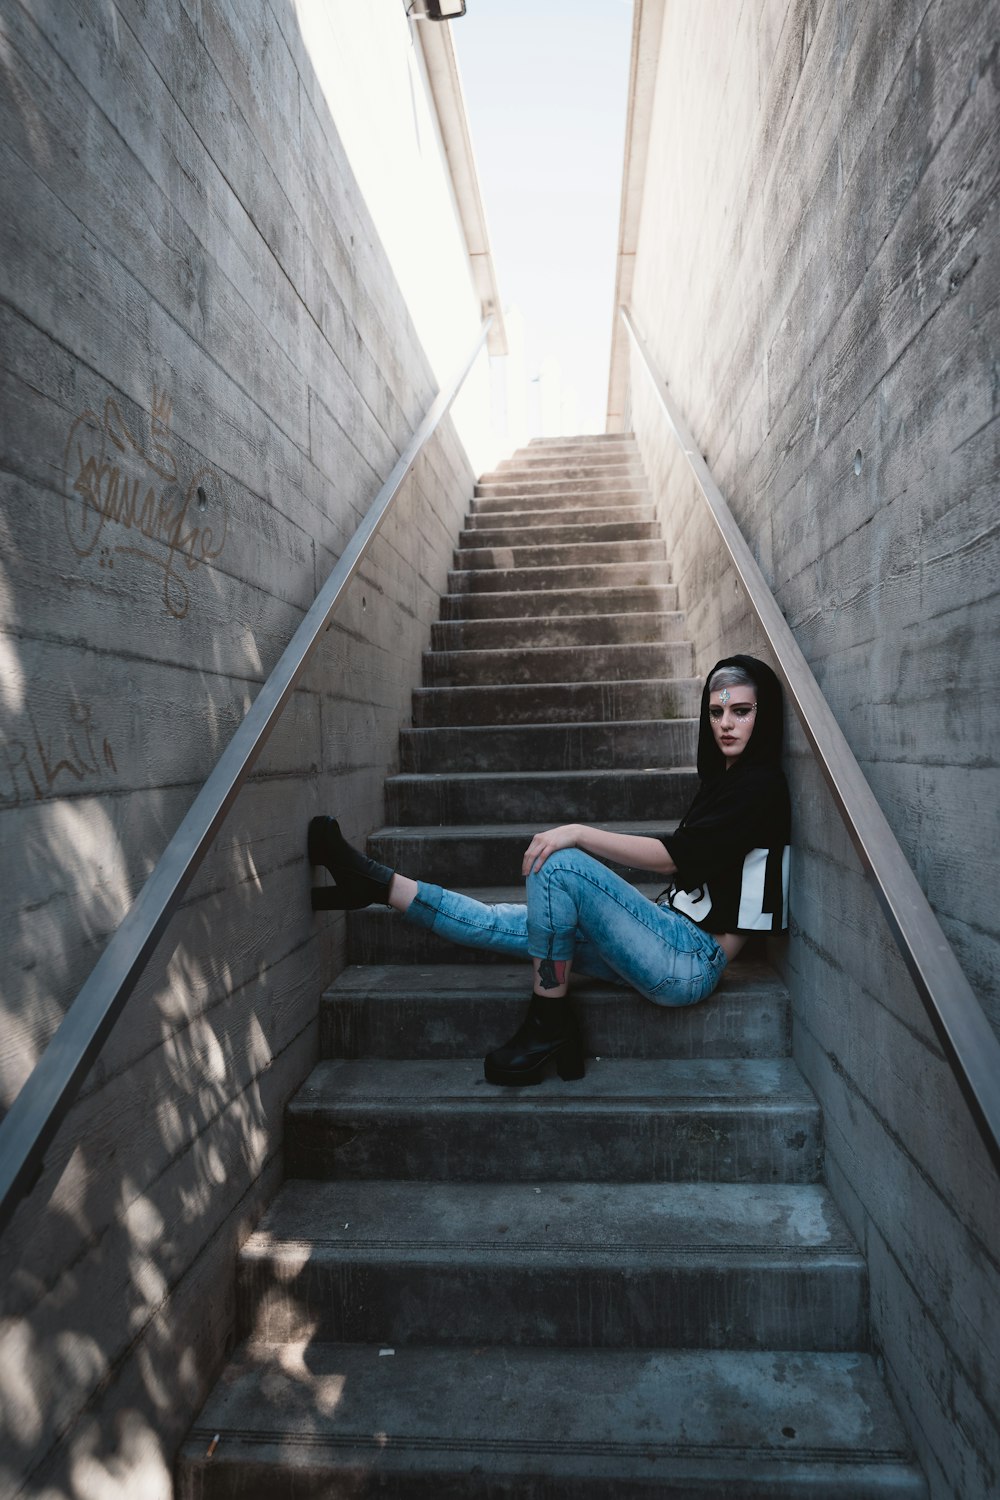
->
[308,816,394,910]
[484,993,585,1086]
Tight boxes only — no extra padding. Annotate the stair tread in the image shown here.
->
[325,958,784,998]
[291,1056,816,1108]
[245,1179,861,1262]
[385,767,698,785]
[439,583,680,620]
[400,718,699,769]
[180,1342,923,1496]
[459,519,656,540]
[414,676,700,694]
[371,821,681,840]
[425,640,690,659]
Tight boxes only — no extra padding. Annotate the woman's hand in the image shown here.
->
[522,824,580,877]
[522,824,677,879]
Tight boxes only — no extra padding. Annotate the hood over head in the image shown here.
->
[697,654,784,778]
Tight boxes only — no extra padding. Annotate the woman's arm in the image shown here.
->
[522,824,677,877]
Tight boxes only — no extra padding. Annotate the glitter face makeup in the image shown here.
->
[708,686,758,766]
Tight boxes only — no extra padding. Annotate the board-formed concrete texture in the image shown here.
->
[0,1,492,1495]
[620,2,999,1496]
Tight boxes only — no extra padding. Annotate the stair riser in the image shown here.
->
[429,611,686,652]
[412,679,701,728]
[399,719,698,772]
[447,562,669,595]
[322,986,791,1062]
[460,520,658,549]
[238,1258,868,1352]
[439,583,680,620]
[470,489,645,516]
[476,476,649,499]
[286,1105,823,1184]
[494,453,641,475]
[383,770,696,825]
[524,439,639,458]
[466,504,654,531]
[421,641,693,688]
[454,540,665,570]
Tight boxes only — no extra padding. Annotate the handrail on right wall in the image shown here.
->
[621,305,1000,1178]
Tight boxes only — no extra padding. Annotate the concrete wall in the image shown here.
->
[624,1,999,1496]
[0,1,487,1495]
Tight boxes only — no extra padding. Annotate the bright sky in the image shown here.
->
[452,0,633,434]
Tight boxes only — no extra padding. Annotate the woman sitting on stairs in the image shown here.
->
[308,653,791,1087]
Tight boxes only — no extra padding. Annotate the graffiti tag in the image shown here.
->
[62,385,227,618]
[0,700,116,807]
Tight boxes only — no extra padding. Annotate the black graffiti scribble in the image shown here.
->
[62,387,228,619]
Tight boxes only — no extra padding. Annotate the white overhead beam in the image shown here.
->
[605,0,666,431]
[415,16,508,355]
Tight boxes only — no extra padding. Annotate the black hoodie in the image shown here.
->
[658,655,791,934]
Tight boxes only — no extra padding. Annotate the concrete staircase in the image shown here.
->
[177,436,925,1497]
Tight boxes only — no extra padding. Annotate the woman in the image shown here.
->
[308,654,790,1086]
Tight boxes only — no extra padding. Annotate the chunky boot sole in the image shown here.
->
[484,1039,586,1087]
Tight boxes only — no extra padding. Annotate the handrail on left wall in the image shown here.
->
[0,320,493,1235]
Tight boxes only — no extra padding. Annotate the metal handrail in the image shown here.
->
[0,320,492,1234]
[621,305,1000,1178]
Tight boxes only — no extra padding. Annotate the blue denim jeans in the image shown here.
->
[404,847,728,1007]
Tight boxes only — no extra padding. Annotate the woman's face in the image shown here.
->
[708,684,758,767]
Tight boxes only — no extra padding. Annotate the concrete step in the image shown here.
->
[498,441,639,462]
[286,1057,822,1184]
[422,640,693,688]
[430,610,686,652]
[453,538,666,572]
[383,767,697,825]
[447,560,669,595]
[528,432,637,448]
[178,1342,926,1500]
[470,487,646,516]
[235,1179,868,1350]
[399,718,698,772]
[438,581,679,620]
[453,540,666,573]
[412,676,701,727]
[360,823,670,888]
[476,474,650,499]
[320,962,791,1062]
[490,456,645,481]
[458,518,659,549]
[465,502,655,531]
